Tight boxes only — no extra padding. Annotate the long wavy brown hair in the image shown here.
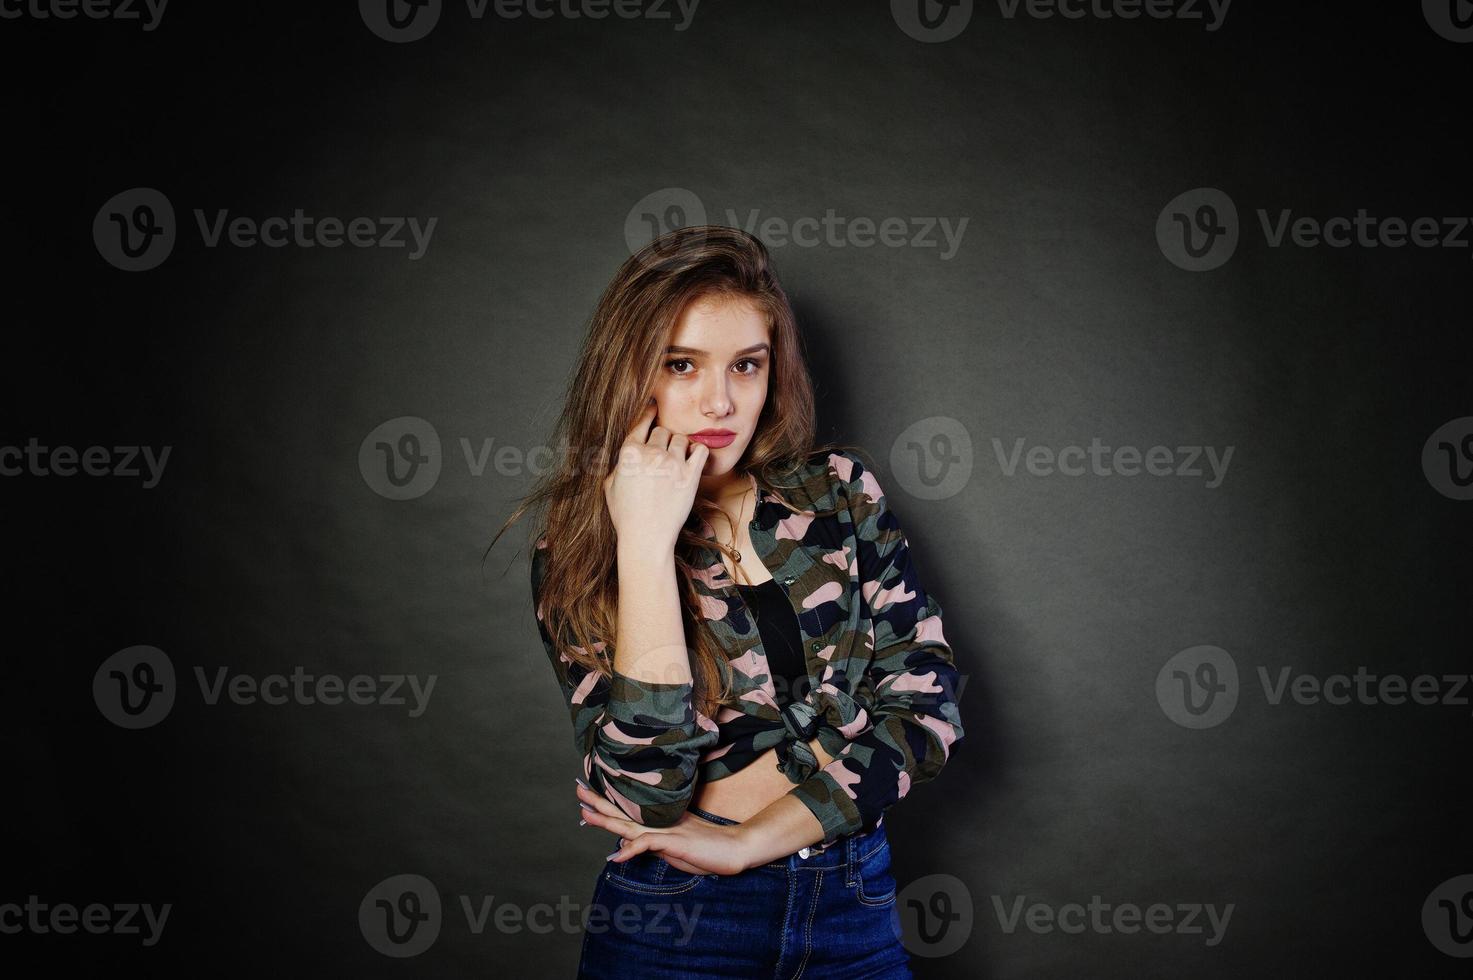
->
[488,225,866,718]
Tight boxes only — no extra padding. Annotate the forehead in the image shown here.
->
[668,294,769,352]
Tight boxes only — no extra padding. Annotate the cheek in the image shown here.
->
[650,386,689,423]
[748,381,769,415]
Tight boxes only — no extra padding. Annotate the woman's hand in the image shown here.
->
[577,780,752,877]
[602,400,710,554]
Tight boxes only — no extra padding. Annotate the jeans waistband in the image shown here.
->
[687,804,887,870]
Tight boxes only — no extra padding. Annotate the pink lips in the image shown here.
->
[689,430,736,448]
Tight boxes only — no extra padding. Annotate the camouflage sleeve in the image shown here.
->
[790,451,966,846]
[531,538,718,828]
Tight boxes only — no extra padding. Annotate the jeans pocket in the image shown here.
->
[604,852,705,896]
[852,839,897,908]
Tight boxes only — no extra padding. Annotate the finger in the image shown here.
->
[647,425,672,452]
[580,804,647,842]
[662,853,715,876]
[683,441,710,474]
[668,432,689,459]
[622,400,658,446]
[576,782,629,820]
[609,833,656,864]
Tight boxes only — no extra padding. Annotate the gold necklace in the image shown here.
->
[717,474,757,582]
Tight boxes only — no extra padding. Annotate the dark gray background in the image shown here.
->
[4,2,1470,976]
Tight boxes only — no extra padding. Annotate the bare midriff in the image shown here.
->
[690,736,836,822]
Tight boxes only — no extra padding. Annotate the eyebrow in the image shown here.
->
[664,343,771,357]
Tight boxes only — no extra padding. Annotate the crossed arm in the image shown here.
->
[575,749,832,874]
[561,674,837,871]
[571,542,830,872]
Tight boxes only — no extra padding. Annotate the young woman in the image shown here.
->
[496,225,965,978]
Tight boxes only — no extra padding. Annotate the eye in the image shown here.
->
[666,358,693,375]
[734,358,765,375]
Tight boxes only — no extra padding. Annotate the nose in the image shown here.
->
[701,370,733,419]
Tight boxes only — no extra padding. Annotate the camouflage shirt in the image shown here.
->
[532,448,965,849]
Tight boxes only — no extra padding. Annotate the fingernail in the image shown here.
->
[578,801,595,812]
[606,850,622,861]
[579,818,587,826]
[575,776,590,789]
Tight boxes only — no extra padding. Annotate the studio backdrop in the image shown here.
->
[4,2,1470,977]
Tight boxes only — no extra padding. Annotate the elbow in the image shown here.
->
[585,744,706,827]
[580,709,719,826]
[587,768,699,828]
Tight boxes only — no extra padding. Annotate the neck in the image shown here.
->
[698,469,753,503]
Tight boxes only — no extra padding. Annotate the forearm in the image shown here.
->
[733,736,838,868]
[613,544,690,684]
[735,794,827,868]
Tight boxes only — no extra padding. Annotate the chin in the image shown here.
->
[703,444,749,472]
[702,451,732,473]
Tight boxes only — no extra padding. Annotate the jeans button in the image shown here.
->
[798,847,811,859]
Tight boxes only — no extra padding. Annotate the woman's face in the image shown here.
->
[652,293,771,489]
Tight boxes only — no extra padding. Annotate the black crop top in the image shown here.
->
[734,578,808,707]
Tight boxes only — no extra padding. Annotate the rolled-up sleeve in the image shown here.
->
[532,538,719,828]
[790,454,966,846]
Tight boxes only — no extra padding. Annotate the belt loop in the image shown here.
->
[844,832,857,887]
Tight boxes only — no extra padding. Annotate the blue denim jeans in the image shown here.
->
[577,804,911,978]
